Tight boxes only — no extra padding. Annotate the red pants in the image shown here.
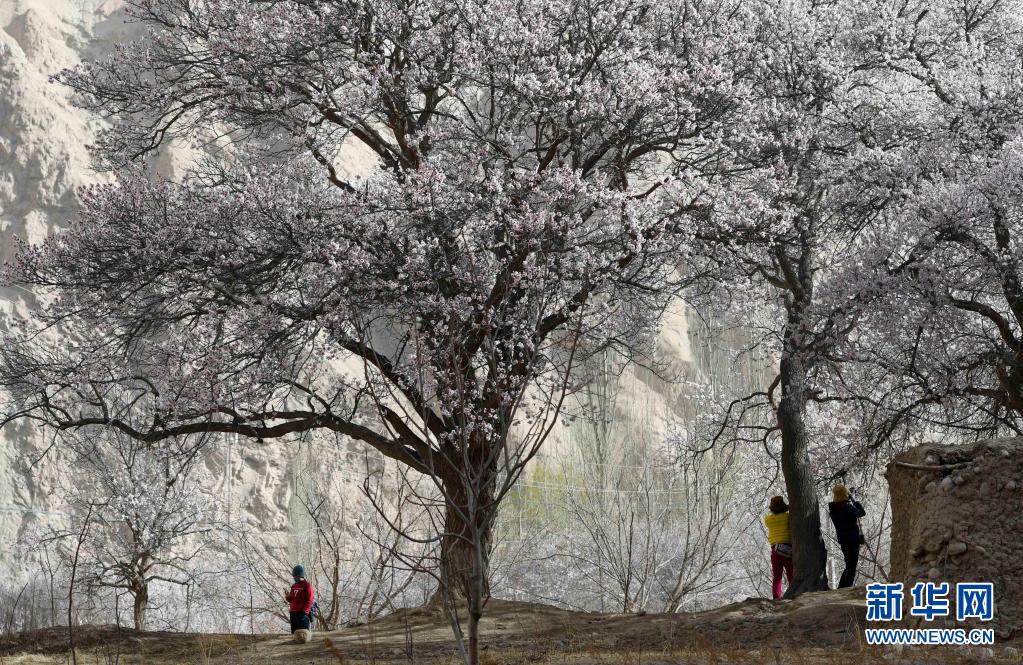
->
[770,545,793,599]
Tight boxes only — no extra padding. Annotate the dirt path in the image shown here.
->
[2,588,1018,664]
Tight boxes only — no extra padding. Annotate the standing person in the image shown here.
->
[285,564,316,634]
[764,495,794,599]
[828,485,866,588]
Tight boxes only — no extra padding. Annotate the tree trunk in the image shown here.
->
[467,611,481,665]
[438,500,492,601]
[778,348,830,598]
[435,471,493,665]
[132,583,149,631]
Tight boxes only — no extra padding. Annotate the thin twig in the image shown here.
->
[891,461,970,472]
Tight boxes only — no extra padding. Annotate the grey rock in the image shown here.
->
[947,541,968,556]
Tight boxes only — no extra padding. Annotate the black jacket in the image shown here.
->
[829,499,866,545]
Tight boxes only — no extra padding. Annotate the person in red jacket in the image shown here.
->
[285,565,315,633]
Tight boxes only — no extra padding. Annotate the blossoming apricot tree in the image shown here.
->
[0,0,748,659]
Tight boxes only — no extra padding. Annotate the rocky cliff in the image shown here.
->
[0,0,309,572]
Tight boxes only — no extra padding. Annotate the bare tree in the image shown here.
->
[487,342,744,614]
[660,449,737,612]
[227,454,433,633]
[300,459,433,629]
[68,502,93,665]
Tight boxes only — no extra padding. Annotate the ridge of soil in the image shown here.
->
[2,588,1017,663]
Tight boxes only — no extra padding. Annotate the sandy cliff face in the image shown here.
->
[0,0,121,558]
[0,0,704,579]
[0,0,312,568]
[0,1,115,271]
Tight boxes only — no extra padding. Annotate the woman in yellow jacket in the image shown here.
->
[764,495,793,599]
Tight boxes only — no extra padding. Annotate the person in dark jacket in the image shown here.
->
[285,564,315,633]
[828,485,866,588]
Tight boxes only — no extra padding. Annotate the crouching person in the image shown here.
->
[286,565,316,640]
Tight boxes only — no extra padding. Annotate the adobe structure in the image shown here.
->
[887,437,1023,637]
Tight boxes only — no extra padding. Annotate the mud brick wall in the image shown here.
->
[886,438,1023,638]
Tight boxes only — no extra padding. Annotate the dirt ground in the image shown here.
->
[1,588,1019,664]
